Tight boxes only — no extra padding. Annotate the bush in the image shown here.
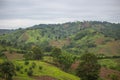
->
[20,66,23,69]
[39,66,42,70]
[24,61,29,65]
[27,70,33,76]
[20,71,23,74]
[16,66,21,71]
[31,62,36,68]
[109,74,118,80]
[0,51,4,57]
[29,67,32,70]
[24,68,27,72]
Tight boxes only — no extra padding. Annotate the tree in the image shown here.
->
[32,47,43,60]
[44,46,53,52]
[23,52,34,60]
[27,69,33,76]
[52,47,61,58]
[0,61,15,80]
[57,53,75,71]
[76,53,101,80]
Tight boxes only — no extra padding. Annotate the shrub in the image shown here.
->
[27,70,33,76]
[39,66,42,70]
[109,74,118,80]
[24,61,29,65]
[16,66,21,71]
[31,62,36,68]
[29,67,32,70]
[20,66,23,69]
[24,68,27,72]
[0,51,4,57]
[20,71,23,74]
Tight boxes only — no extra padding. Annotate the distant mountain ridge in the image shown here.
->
[0,29,14,35]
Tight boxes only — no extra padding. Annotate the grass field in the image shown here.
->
[13,60,80,80]
[1,52,80,80]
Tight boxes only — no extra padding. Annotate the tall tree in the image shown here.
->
[32,47,43,60]
[76,53,101,80]
[0,61,15,80]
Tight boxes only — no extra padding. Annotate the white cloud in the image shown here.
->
[0,18,77,29]
[0,0,120,29]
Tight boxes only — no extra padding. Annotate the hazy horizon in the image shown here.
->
[0,0,120,29]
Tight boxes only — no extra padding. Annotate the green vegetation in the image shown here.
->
[57,52,75,71]
[32,47,43,60]
[0,21,120,56]
[76,53,101,80]
[0,21,120,80]
[14,60,80,80]
[0,61,15,80]
[99,59,120,71]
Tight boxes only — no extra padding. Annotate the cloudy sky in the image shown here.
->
[0,0,120,29]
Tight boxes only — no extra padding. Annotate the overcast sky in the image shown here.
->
[0,0,120,29]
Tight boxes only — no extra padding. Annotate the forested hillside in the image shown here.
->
[0,21,120,56]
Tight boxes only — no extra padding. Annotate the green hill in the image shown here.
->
[0,21,120,80]
[0,21,120,56]
[13,60,80,80]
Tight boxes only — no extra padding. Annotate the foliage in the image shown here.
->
[44,45,53,52]
[0,51,4,57]
[16,65,21,71]
[24,60,29,65]
[39,66,42,70]
[0,21,120,56]
[57,53,75,71]
[24,47,43,60]
[31,62,36,68]
[0,61,15,80]
[76,53,101,80]
[99,59,120,71]
[51,47,62,58]
[14,61,80,80]
[23,52,33,60]
[32,47,43,60]
[27,69,33,76]
[108,74,119,80]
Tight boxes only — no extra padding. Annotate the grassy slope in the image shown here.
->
[0,52,80,80]
[14,60,80,80]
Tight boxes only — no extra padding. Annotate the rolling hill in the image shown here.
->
[0,21,120,56]
[0,21,120,80]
